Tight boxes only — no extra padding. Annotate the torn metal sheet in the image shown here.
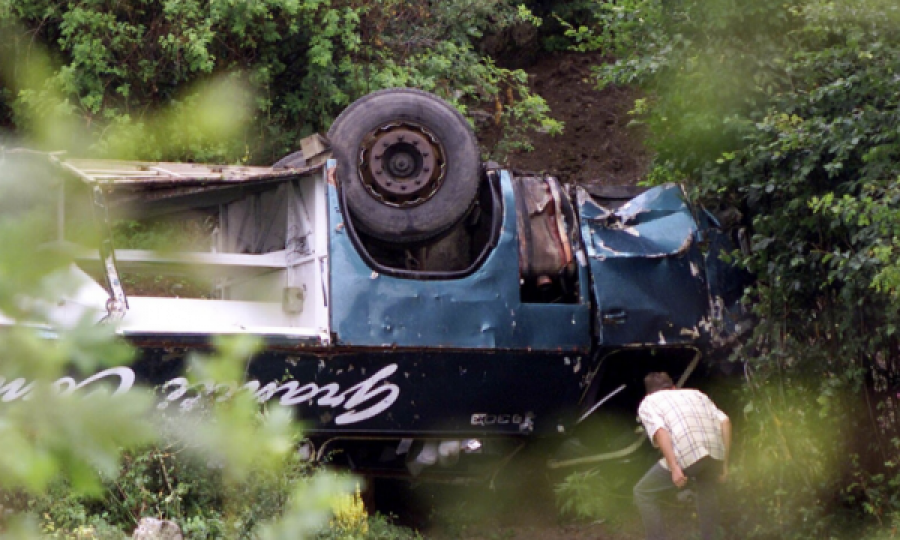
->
[578,184,715,347]
[578,183,698,259]
[513,176,575,282]
[699,208,754,342]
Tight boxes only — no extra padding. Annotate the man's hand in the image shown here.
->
[652,428,688,488]
[671,466,688,488]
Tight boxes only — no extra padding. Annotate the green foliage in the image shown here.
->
[589,0,900,536]
[1,0,555,164]
[25,443,420,539]
[0,32,354,539]
[113,216,216,253]
[554,468,632,524]
[0,150,158,499]
[809,183,900,301]
[27,449,221,537]
[351,513,423,540]
[522,0,601,53]
[483,73,564,159]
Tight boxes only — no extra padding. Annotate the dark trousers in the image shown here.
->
[633,456,723,540]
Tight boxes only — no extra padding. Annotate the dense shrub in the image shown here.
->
[582,0,900,536]
[0,0,558,163]
[22,442,419,539]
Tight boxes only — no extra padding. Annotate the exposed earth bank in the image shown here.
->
[478,51,650,187]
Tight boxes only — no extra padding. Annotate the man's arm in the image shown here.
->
[719,416,732,482]
[653,428,687,488]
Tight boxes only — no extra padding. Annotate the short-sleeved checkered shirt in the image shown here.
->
[638,388,728,470]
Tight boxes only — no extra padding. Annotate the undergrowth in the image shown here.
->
[13,443,419,539]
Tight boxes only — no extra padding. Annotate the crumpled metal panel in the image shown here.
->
[579,183,711,347]
[699,209,753,342]
[579,182,698,259]
[329,170,592,351]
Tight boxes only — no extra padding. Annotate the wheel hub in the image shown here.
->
[358,124,446,207]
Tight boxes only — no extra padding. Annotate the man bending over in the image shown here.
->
[634,372,732,540]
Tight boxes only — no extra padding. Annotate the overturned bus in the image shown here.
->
[0,89,749,480]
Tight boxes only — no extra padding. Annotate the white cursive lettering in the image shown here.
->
[0,378,35,402]
[2,363,400,426]
[54,367,136,397]
[335,364,400,425]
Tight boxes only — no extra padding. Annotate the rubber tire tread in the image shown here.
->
[327,88,480,243]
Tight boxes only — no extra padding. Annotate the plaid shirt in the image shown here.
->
[638,388,728,470]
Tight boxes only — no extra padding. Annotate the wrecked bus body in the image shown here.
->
[0,89,747,480]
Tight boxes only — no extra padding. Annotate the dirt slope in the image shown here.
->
[479,51,650,187]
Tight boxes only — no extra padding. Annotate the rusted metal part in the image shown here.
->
[327,162,338,186]
[513,176,575,283]
[62,159,322,187]
[299,133,331,168]
[547,177,574,264]
[358,123,446,207]
[51,154,327,217]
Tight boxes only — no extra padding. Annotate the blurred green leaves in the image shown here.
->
[590,0,900,536]
[0,14,349,538]
[179,335,302,484]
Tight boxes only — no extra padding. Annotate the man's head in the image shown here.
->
[644,372,674,394]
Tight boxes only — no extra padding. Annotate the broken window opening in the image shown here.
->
[513,175,581,305]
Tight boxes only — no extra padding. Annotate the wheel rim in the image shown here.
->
[358,123,446,207]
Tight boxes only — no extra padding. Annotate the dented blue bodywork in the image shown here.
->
[331,177,736,353]
[579,184,715,348]
[330,171,592,351]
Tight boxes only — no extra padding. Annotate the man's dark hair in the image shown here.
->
[644,372,674,394]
